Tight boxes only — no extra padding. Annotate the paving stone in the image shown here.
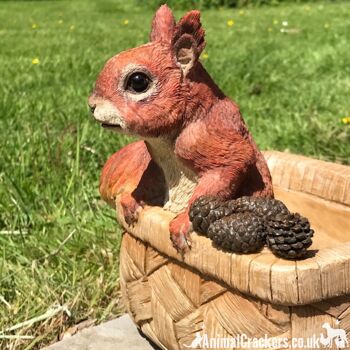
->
[42,314,159,350]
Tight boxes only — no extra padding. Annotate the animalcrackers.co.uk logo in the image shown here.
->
[183,322,349,349]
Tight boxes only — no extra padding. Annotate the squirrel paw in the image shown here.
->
[120,193,142,227]
[169,213,192,254]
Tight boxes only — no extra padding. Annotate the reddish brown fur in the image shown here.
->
[93,5,273,252]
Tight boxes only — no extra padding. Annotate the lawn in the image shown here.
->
[0,0,349,349]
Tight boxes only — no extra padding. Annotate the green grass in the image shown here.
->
[0,0,349,349]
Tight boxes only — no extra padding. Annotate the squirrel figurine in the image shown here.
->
[89,5,273,253]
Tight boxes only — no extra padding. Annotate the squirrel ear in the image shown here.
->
[171,10,205,77]
[150,5,176,43]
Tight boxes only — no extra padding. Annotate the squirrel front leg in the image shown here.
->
[170,124,256,252]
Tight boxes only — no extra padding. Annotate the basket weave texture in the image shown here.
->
[116,151,350,350]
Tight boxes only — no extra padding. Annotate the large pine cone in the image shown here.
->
[266,213,314,259]
[232,196,290,218]
[207,212,266,253]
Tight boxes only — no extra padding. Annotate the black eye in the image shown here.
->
[126,72,150,93]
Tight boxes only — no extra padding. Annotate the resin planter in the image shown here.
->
[113,151,350,350]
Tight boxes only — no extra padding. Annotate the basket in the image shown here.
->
[113,151,350,350]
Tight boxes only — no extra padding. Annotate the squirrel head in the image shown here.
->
[89,5,207,138]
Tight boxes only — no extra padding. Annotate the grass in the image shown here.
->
[0,0,349,348]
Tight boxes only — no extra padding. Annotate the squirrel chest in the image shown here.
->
[146,138,198,213]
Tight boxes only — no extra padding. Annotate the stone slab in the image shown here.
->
[43,314,159,350]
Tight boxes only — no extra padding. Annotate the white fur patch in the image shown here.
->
[146,137,198,213]
[92,99,126,129]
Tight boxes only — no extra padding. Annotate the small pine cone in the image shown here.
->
[266,213,314,259]
[207,212,266,253]
[231,196,290,218]
[190,196,233,234]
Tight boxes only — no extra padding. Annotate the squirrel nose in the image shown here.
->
[89,103,96,114]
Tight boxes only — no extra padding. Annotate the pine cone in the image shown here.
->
[266,213,314,259]
[190,196,233,234]
[232,196,289,218]
[207,212,266,253]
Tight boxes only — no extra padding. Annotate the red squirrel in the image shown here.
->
[89,5,273,252]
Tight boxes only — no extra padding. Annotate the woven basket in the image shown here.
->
[113,151,350,350]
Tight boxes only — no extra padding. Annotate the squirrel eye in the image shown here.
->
[126,72,150,93]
